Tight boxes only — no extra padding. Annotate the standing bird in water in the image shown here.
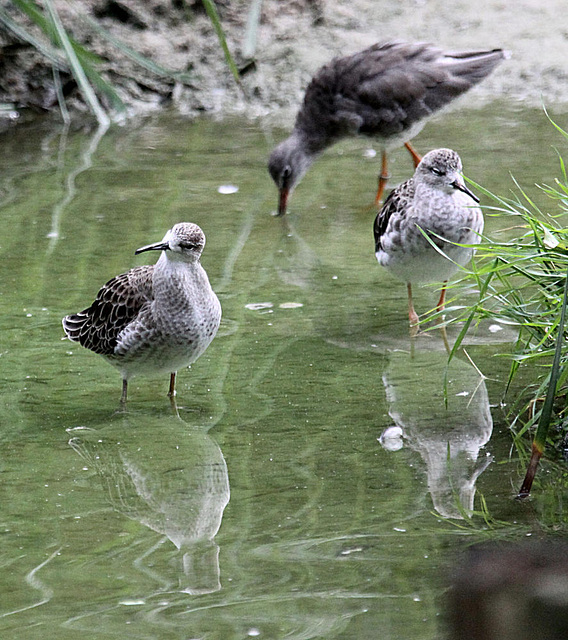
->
[374,148,483,327]
[62,223,221,406]
[268,41,506,215]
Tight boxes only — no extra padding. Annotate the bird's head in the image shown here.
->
[268,134,314,216]
[416,148,480,203]
[135,223,206,262]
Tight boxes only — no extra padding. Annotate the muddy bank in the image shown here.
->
[1,0,567,125]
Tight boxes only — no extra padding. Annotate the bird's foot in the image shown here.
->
[115,401,128,414]
[169,393,180,418]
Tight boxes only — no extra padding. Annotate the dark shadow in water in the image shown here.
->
[379,347,493,519]
[448,540,568,640]
[68,414,230,595]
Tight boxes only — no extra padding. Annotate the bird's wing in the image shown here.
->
[296,42,437,140]
[374,178,415,252]
[330,42,504,137]
[62,265,154,355]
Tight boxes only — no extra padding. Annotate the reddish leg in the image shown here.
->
[405,142,422,168]
[375,150,390,207]
[436,282,448,313]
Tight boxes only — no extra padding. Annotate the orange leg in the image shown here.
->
[436,282,448,313]
[375,150,390,207]
[405,142,422,168]
[407,282,419,327]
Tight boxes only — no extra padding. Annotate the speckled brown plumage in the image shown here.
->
[374,178,416,254]
[63,266,154,356]
[62,223,221,405]
[373,148,483,326]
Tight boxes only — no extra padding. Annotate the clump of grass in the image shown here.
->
[1,0,242,124]
[518,267,568,498]
[1,0,120,125]
[449,115,568,496]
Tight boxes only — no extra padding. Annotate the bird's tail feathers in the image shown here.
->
[62,312,88,342]
[440,48,509,82]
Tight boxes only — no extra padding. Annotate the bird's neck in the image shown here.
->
[152,253,209,305]
[291,127,326,156]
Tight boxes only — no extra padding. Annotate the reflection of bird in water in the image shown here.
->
[273,215,320,289]
[374,149,483,327]
[379,349,493,519]
[268,41,506,215]
[69,420,229,594]
[62,223,221,406]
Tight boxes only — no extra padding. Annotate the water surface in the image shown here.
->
[1,103,567,639]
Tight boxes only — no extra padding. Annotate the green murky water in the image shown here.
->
[1,103,567,639]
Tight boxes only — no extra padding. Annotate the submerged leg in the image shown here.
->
[407,282,419,328]
[375,150,390,206]
[439,324,450,355]
[436,282,448,313]
[404,142,422,168]
[120,379,128,406]
[168,372,177,398]
[168,373,179,415]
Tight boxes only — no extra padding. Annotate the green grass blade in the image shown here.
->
[52,66,70,124]
[9,0,123,116]
[543,105,568,142]
[80,14,193,82]
[42,0,110,127]
[0,6,65,66]
[12,0,57,38]
[448,261,498,362]
[442,264,497,405]
[12,0,104,63]
[201,0,241,85]
[518,264,568,498]
[79,59,126,113]
[533,275,568,452]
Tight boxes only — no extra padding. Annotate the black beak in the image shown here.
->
[452,179,480,203]
[135,241,169,255]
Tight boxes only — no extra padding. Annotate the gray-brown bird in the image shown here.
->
[268,41,506,215]
[374,148,483,326]
[62,223,221,405]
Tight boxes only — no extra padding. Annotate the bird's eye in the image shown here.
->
[430,167,444,176]
[179,242,195,250]
[282,165,292,179]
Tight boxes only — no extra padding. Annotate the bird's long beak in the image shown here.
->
[135,241,169,255]
[452,179,480,203]
[276,188,289,216]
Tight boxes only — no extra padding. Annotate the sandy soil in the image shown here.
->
[1,0,567,124]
